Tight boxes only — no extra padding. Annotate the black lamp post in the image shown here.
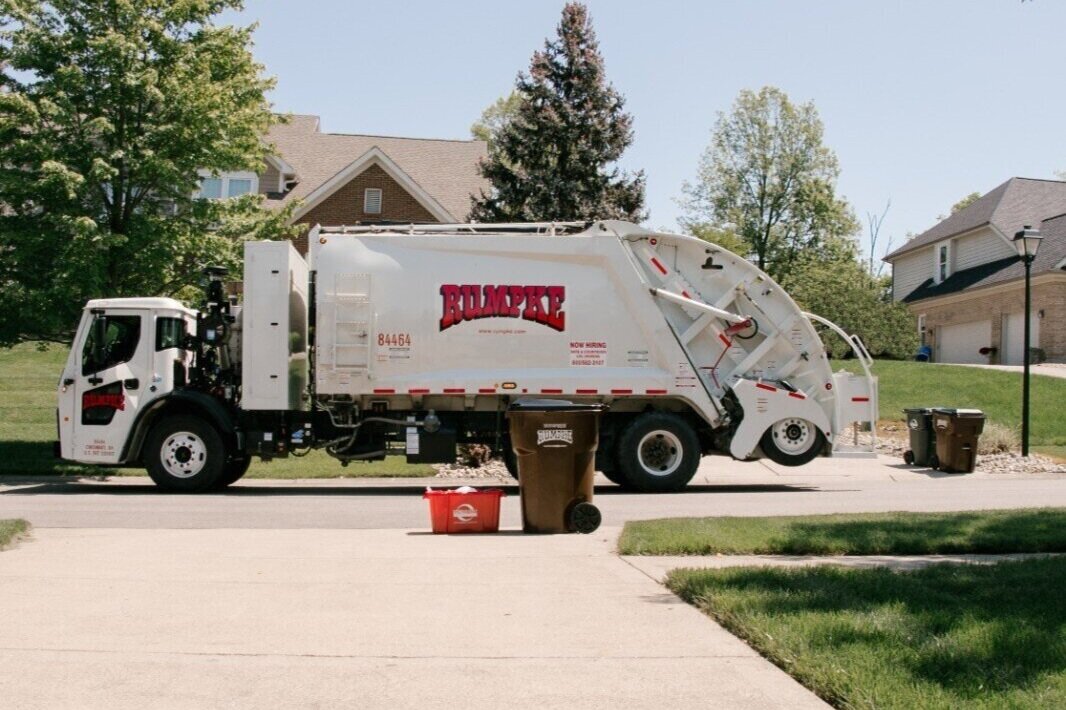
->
[1012,225,1043,457]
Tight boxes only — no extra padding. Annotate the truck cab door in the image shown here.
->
[66,310,151,463]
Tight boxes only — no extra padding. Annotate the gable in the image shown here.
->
[295,163,437,227]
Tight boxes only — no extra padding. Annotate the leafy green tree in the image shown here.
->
[470,91,521,149]
[0,0,296,346]
[950,191,981,214]
[471,2,645,222]
[782,256,918,359]
[681,87,859,281]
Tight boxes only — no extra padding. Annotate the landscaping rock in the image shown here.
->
[432,458,511,480]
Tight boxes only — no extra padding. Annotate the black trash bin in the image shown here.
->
[507,400,606,534]
[932,408,985,473]
[903,408,939,466]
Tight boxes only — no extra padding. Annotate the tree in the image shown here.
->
[470,91,521,150]
[865,199,893,277]
[0,0,297,346]
[470,2,645,223]
[681,87,859,281]
[781,256,918,360]
[950,191,981,214]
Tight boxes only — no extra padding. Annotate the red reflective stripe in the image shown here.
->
[443,388,465,394]
[650,257,668,275]
[541,388,563,394]
[373,388,395,394]
[755,383,777,392]
[788,392,806,399]
[408,388,429,394]
[576,388,598,394]
[681,290,691,298]
[718,333,731,347]
[611,388,632,395]
[852,396,870,402]
[478,387,496,394]
[646,389,668,395]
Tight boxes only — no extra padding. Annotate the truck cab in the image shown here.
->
[57,298,197,464]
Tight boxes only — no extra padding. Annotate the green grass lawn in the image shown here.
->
[0,343,434,478]
[618,509,1066,556]
[840,359,1066,446]
[668,558,1066,709]
[0,519,30,549]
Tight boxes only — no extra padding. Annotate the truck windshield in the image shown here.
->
[82,315,141,375]
[155,317,187,351]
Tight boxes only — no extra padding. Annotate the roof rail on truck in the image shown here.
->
[314,222,592,237]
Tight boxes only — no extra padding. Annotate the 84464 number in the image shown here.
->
[378,332,411,347]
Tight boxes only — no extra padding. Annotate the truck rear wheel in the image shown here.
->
[616,413,700,492]
[759,418,825,466]
[145,415,226,492]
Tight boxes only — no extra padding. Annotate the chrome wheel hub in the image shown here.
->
[161,431,207,478]
[771,418,814,455]
[637,430,683,476]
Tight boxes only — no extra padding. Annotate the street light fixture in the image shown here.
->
[1012,225,1043,457]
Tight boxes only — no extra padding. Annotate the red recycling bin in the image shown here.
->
[423,488,505,534]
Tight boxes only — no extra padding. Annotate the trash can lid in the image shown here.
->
[932,408,984,417]
[508,398,608,412]
[903,407,940,415]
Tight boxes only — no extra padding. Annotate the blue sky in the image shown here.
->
[231,0,1065,260]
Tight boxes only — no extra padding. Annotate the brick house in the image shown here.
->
[883,177,1066,364]
[198,114,488,253]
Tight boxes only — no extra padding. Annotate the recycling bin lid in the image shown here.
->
[903,407,941,415]
[508,398,608,412]
[932,408,984,417]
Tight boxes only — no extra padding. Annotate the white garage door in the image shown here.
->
[1001,311,1040,365]
[937,320,992,364]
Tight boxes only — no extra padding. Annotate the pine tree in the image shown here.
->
[471,3,645,223]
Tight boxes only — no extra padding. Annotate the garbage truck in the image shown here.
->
[55,220,877,492]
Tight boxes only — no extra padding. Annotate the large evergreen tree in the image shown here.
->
[0,0,296,346]
[471,3,645,223]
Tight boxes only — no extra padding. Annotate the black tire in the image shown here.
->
[759,418,826,467]
[903,450,915,466]
[601,467,630,487]
[616,412,701,492]
[144,415,227,492]
[214,455,252,489]
[568,501,602,534]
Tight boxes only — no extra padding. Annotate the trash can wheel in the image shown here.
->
[568,501,601,534]
[903,450,915,466]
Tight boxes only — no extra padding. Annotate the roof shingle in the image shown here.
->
[262,114,489,222]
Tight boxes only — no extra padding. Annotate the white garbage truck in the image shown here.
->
[56,220,877,492]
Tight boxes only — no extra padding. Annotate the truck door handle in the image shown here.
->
[88,376,103,385]
[63,378,75,386]
[123,378,140,390]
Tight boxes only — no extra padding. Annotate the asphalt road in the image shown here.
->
[3,456,1065,530]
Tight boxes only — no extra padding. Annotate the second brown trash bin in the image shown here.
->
[508,400,606,534]
[931,408,985,473]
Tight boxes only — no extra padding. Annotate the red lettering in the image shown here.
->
[522,286,547,323]
[545,286,565,331]
[507,285,525,317]
[439,285,462,330]
[481,285,507,317]
[461,285,482,319]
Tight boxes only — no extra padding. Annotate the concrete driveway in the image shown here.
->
[0,527,826,710]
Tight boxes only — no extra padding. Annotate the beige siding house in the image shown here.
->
[884,178,1066,364]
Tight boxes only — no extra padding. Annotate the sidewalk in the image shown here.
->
[0,527,827,710]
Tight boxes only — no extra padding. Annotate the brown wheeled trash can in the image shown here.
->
[508,400,606,534]
[931,408,985,473]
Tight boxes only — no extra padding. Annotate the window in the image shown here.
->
[364,188,383,214]
[82,315,142,375]
[195,172,258,200]
[227,179,253,198]
[937,243,950,283]
[156,317,187,351]
[198,178,223,200]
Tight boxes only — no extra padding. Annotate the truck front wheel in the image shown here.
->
[759,418,826,466]
[616,413,700,492]
[145,415,226,492]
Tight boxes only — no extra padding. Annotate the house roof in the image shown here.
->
[902,210,1066,303]
[884,177,1066,261]
[262,114,489,222]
